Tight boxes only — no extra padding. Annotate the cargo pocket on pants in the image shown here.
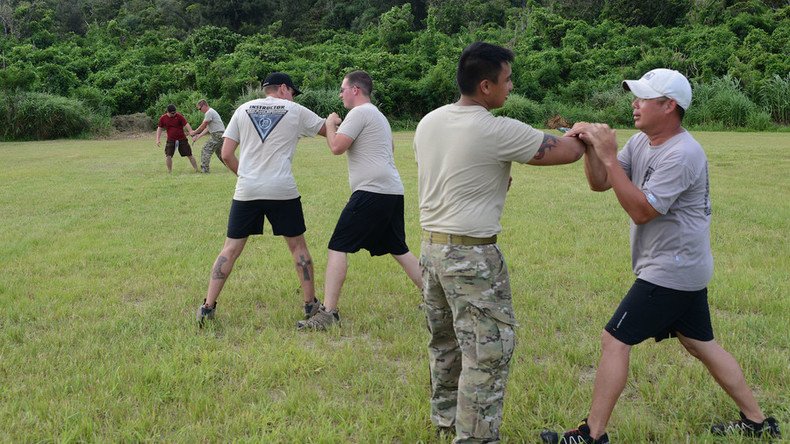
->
[468,300,516,369]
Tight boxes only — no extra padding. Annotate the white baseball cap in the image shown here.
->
[623,68,692,111]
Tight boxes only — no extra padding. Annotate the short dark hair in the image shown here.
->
[676,105,685,121]
[166,104,176,113]
[456,42,514,95]
[345,70,373,96]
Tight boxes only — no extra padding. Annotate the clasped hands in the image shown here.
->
[563,122,618,164]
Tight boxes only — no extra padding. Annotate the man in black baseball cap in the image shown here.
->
[261,72,302,96]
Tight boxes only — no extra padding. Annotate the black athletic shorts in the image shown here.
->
[328,190,409,256]
[165,138,192,157]
[605,278,714,345]
[226,197,306,239]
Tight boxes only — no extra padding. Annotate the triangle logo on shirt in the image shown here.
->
[246,108,288,143]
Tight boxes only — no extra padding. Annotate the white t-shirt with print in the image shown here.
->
[224,96,324,201]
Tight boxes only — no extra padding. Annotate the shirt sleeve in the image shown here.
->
[298,105,325,138]
[336,107,363,141]
[205,109,217,124]
[494,116,543,163]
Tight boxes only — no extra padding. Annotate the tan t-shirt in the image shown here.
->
[414,104,543,237]
[337,103,403,195]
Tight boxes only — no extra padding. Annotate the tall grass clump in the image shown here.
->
[0,91,104,140]
[587,87,635,127]
[687,76,772,129]
[756,74,790,125]
[233,85,267,108]
[495,93,546,126]
[296,88,344,118]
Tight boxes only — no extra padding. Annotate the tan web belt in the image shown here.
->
[422,230,497,246]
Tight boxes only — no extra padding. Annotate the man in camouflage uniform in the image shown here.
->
[191,99,226,173]
[414,42,585,443]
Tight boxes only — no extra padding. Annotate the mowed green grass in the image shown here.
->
[0,131,787,443]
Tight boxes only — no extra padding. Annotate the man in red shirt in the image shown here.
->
[156,104,198,173]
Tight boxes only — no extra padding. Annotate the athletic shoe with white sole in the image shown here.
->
[711,411,781,438]
[541,419,609,444]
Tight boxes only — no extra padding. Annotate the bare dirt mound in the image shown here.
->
[112,113,154,133]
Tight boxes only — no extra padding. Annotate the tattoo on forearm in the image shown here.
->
[298,255,312,281]
[534,134,559,160]
[212,256,228,280]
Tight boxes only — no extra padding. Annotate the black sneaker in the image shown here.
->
[196,299,216,327]
[541,419,609,444]
[711,411,781,438]
[303,298,322,320]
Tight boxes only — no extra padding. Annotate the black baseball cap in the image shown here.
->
[262,72,301,96]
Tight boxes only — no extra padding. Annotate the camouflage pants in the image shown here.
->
[200,132,224,172]
[420,241,517,444]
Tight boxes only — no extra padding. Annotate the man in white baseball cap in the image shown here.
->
[623,68,692,111]
[541,70,781,443]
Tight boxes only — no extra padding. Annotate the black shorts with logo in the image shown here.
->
[328,190,409,257]
[226,197,306,239]
[605,278,714,345]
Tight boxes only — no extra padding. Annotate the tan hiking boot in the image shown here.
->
[296,308,340,331]
[303,298,323,320]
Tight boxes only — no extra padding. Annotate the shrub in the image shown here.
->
[687,76,765,128]
[70,85,114,117]
[296,89,344,118]
[0,91,99,140]
[146,90,206,129]
[746,109,773,131]
[494,93,545,126]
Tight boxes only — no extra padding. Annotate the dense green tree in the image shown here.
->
[1,0,787,137]
[379,3,415,51]
[600,0,692,27]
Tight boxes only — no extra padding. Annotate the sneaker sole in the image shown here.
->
[539,430,559,444]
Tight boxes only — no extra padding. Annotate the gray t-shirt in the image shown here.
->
[619,130,713,291]
[337,103,404,195]
[204,107,225,134]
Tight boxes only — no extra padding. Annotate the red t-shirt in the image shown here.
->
[158,113,188,140]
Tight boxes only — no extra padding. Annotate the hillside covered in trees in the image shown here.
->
[0,0,788,139]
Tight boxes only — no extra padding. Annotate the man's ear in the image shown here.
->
[479,79,491,95]
[664,99,678,115]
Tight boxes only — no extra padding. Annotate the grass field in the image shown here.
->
[0,130,787,443]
